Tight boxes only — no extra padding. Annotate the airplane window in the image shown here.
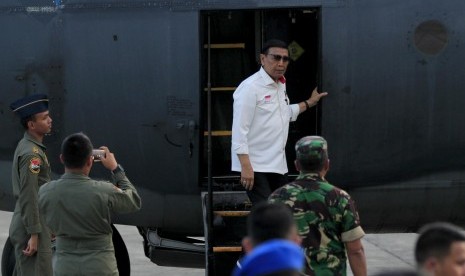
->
[414,20,448,55]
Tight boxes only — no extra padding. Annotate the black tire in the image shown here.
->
[1,237,15,276]
[111,225,131,276]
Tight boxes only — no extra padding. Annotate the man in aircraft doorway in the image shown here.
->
[231,39,328,205]
[9,94,53,275]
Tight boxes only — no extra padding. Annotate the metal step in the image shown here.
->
[202,191,249,275]
[213,246,242,253]
[214,210,250,217]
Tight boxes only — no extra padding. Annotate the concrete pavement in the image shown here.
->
[0,210,418,275]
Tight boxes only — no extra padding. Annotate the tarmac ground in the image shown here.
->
[0,210,418,275]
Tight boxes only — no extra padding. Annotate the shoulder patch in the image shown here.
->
[32,146,39,154]
[29,157,41,174]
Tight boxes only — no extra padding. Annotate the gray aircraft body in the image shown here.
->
[1,0,465,275]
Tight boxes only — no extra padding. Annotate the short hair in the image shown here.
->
[20,114,35,129]
[295,136,328,173]
[61,132,93,169]
[261,39,288,55]
[415,222,465,265]
[247,202,296,245]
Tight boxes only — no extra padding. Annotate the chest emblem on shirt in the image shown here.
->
[32,147,39,154]
[264,95,272,104]
[29,157,41,174]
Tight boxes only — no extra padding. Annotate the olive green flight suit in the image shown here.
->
[9,132,53,276]
[38,170,141,276]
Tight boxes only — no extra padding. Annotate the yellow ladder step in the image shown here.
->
[203,131,232,136]
[204,43,245,49]
[213,246,243,253]
[214,211,250,217]
[204,87,237,92]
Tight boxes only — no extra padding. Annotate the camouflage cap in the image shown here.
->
[295,136,328,162]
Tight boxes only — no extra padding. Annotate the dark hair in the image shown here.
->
[61,132,93,169]
[20,114,35,129]
[415,222,465,264]
[261,39,288,55]
[248,202,295,245]
[296,150,328,173]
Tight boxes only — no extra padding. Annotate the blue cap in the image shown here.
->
[10,94,49,119]
[233,239,305,276]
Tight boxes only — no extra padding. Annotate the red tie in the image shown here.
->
[278,76,286,84]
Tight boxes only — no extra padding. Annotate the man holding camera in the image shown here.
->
[38,132,141,275]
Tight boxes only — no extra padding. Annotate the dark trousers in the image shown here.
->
[247,172,288,205]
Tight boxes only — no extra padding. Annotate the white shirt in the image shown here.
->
[231,67,300,174]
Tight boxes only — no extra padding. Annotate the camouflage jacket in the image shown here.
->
[269,173,365,276]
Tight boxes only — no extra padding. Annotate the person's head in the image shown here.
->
[10,94,52,133]
[60,133,93,171]
[294,136,329,175]
[233,239,305,276]
[260,39,289,81]
[242,202,301,253]
[415,222,465,276]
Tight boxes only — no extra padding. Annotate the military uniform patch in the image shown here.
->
[32,146,39,154]
[29,157,41,174]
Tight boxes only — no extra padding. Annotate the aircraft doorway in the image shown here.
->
[200,8,321,184]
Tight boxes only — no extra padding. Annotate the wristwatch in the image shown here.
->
[112,164,125,175]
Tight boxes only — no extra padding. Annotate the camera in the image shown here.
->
[92,149,105,161]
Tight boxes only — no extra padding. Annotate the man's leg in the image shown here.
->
[268,173,288,193]
[246,172,271,205]
[247,173,288,205]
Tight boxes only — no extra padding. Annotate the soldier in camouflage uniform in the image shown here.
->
[269,136,367,276]
[9,94,53,276]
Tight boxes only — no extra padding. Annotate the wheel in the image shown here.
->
[1,237,15,276]
[111,225,130,276]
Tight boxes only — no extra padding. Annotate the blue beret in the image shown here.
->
[10,94,49,119]
[233,239,305,276]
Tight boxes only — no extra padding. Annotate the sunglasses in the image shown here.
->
[267,53,290,63]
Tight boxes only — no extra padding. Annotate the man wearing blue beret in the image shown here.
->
[234,239,305,276]
[8,94,53,275]
[234,202,304,276]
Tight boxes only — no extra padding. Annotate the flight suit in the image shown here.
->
[38,170,141,276]
[9,132,52,276]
